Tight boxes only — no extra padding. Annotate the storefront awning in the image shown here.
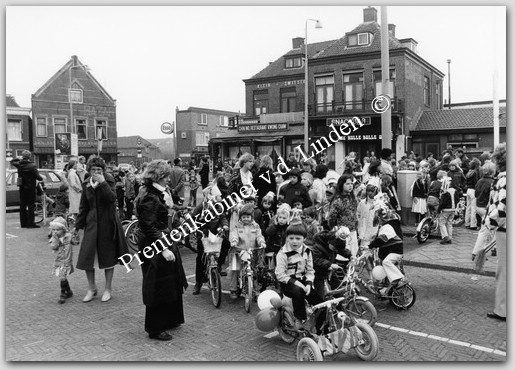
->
[211,136,283,144]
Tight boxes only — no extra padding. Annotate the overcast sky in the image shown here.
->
[6,5,507,139]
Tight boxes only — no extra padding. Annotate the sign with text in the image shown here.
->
[327,117,371,126]
[344,134,382,141]
[238,122,289,133]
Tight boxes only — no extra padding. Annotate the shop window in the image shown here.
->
[36,117,47,137]
[96,120,108,139]
[76,119,87,139]
[7,119,22,141]
[54,117,67,134]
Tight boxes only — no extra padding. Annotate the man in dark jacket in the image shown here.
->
[11,150,43,228]
[169,158,186,203]
[198,157,210,189]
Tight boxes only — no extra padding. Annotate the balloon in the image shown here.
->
[270,296,283,309]
[255,307,280,332]
[257,290,281,310]
[372,266,387,281]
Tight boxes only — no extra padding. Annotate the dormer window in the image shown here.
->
[285,56,303,69]
[348,32,371,47]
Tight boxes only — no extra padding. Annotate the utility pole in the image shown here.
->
[380,6,392,149]
[447,59,452,109]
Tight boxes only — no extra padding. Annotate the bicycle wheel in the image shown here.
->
[209,267,222,308]
[416,219,432,243]
[34,202,44,224]
[184,230,198,253]
[296,337,323,361]
[278,309,296,344]
[345,297,377,327]
[390,284,416,310]
[245,274,253,313]
[124,220,140,254]
[354,322,379,361]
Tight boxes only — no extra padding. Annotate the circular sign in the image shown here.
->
[161,122,174,135]
[371,94,392,114]
[136,137,142,145]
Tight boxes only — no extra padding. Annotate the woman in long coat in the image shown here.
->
[136,159,188,341]
[253,155,276,206]
[74,156,128,303]
[67,159,82,218]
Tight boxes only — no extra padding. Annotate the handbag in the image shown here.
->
[473,239,496,273]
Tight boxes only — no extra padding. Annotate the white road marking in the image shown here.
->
[375,322,506,357]
[6,233,18,238]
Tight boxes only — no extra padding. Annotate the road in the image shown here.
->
[4,212,506,362]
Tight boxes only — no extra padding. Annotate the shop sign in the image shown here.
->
[344,134,382,141]
[327,117,371,126]
[238,123,289,132]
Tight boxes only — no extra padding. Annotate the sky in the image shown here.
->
[5,4,507,140]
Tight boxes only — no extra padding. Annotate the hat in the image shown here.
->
[49,216,67,230]
[238,203,255,219]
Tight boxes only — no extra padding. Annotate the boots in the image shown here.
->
[58,280,73,304]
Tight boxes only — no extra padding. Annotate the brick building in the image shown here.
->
[6,95,32,166]
[31,55,118,168]
[212,6,445,170]
[117,135,162,167]
[175,106,237,164]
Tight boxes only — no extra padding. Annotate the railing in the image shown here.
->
[310,97,403,116]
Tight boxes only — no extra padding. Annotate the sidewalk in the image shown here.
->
[402,225,497,277]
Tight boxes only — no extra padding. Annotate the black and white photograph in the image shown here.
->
[4,2,509,363]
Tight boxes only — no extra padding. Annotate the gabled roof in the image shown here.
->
[6,95,19,107]
[413,106,507,131]
[117,136,159,149]
[33,56,115,104]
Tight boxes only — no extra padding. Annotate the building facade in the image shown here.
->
[175,106,237,163]
[31,55,118,168]
[117,136,162,166]
[6,95,32,167]
[212,7,445,170]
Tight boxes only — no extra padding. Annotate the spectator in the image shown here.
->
[124,172,137,220]
[169,158,186,203]
[198,157,210,189]
[187,167,199,207]
[76,156,87,182]
[464,158,481,230]
[455,149,470,175]
[67,159,82,220]
[427,170,446,215]
[447,159,467,196]
[366,160,382,190]
[437,177,460,244]
[285,152,299,170]
[357,184,380,248]
[278,168,312,209]
[301,158,317,176]
[410,171,428,224]
[11,150,43,228]
[311,164,328,210]
[379,148,394,177]
[228,153,255,196]
[303,206,321,247]
[253,155,277,206]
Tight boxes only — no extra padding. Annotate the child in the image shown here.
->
[228,204,266,299]
[243,195,263,229]
[49,216,75,304]
[357,184,379,249]
[291,199,304,222]
[259,191,276,234]
[411,171,428,224]
[427,170,447,215]
[275,221,324,330]
[124,172,137,220]
[188,168,199,207]
[265,203,291,255]
[303,206,321,247]
[437,177,459,244]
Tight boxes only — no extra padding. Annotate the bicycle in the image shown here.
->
[273,293,379,361]
[201,230,224,308]
[416,195,466,243]
[230,246,265,313]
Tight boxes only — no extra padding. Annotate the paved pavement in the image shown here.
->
[402,225,497,277]
[4,211,505,362]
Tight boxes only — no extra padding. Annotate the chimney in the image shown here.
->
[292,37,304,49]
[388,24,396,37]
[71,55,78,66]
[363,7,377,22]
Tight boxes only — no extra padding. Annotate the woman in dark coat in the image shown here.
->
[136,159,188,341]
[253,155,277,206]
[75,157,128,303]
[198,157,210,189]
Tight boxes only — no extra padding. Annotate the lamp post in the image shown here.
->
[304,19,322,155]
[447,59,451,109]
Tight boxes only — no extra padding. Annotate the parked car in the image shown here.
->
[5,169,66,209]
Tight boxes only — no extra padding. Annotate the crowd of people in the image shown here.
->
[10,142,506,344]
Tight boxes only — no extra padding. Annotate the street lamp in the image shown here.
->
[446,59,451,109]
[304,19,322,155]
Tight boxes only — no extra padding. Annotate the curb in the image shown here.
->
[403,259,495,277]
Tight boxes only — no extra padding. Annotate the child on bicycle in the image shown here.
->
[49,216,75,304]
[275,220,325,330]
[437,177,459,245]
[228,203,266,299]
[357,184,380,249]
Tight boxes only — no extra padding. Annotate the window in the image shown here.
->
[280,88,297,113]
[343,72,364,110]
[54,117,67,134]
[7,119,22,141]
[96,120,107,139]
[373,69,396,97]
[285,56,302,69]
[436,81,441,109]
[36,117,47,137]
[219,116,229,127]
[358,33,370,45]
[196,132,210,146]
[254,90,268,115]
[76,119,87,139]
[199,113,207,125]
[424,76,430,106]
[315,75,334,113]
[348,34,357,46]
[69,89,83,103]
